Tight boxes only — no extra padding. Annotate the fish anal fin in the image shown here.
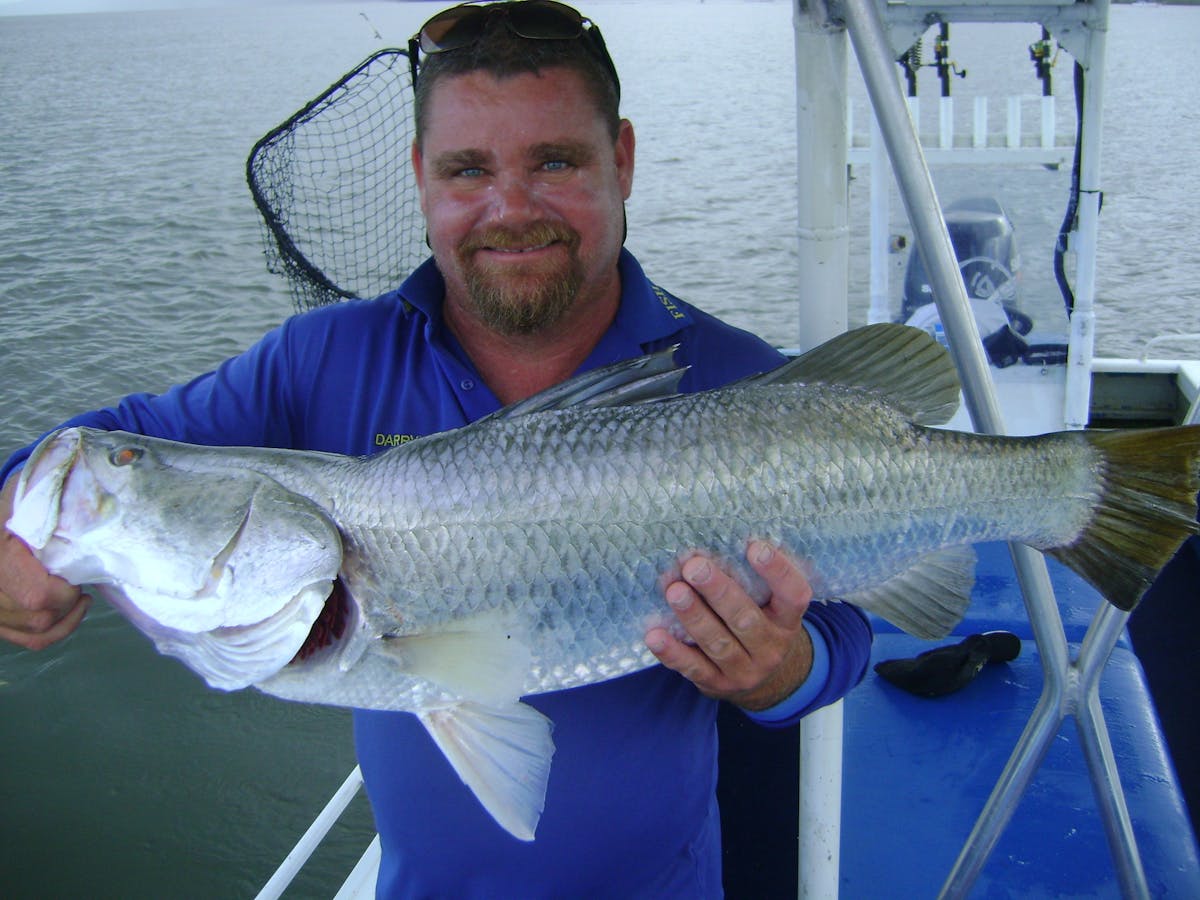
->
[843,545,976,639]
[748,323,961,426]
[419,701,555,841]
[381,622,531,709]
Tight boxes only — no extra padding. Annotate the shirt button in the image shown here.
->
[460,379,475,391]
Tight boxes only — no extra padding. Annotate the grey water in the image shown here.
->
[0,1,1196,896]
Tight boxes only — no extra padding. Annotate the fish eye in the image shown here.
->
[108,446,143,467]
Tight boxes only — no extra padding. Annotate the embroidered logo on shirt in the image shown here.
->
[375,433,421,447]
[652,285,687,321]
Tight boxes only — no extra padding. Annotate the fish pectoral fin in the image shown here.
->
[841,545,976,639]
[381,624,531,708]
[418,700,555,842]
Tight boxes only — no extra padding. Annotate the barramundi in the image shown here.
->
[8,324,1199,840]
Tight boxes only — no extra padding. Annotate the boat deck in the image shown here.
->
[717,541,1200,897]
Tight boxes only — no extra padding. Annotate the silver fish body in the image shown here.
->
[9,324,1199,839]
[315,378,1086,692]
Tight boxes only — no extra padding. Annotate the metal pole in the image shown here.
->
[794,0,851,351]
[793,4,851,896]
[838,0,1004,434]
[1076,603,1150,898]
[868,110,891,324]
[256,766,365,900]
[942,689,1066,897]
[1063,1,1111,429]
[937,550,1070,897]
[835,2,1104,896]
[798,700,845,898]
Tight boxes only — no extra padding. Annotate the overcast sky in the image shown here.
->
[0,0,216,13]
[0,0,360,15]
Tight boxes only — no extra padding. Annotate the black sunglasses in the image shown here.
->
[408,0,620,100]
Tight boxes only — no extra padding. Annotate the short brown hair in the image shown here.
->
[413,20,621,145]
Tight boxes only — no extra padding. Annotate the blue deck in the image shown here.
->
[716,541,1200,897]
[841,636,1198,897]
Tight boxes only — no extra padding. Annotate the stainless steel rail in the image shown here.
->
[808,0,1148,895]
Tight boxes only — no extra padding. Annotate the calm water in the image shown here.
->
[1,1,1197,896]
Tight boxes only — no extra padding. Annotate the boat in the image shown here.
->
[245,1,1200,896]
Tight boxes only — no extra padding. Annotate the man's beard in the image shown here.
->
[457,222,584,336]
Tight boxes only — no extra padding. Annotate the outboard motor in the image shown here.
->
[900,197,1033,367]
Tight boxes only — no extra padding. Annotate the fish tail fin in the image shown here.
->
[1049,425,1200,611]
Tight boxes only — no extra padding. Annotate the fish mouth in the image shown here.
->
[8,428,83,548]
[289,577,354,665]
[19,427,79,490]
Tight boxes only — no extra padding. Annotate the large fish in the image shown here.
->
[8,324,1199,839]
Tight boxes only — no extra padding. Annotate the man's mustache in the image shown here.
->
[459,222,579,254]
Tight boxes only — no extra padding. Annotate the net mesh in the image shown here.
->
[246,48,425,312]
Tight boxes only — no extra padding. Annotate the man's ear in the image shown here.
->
[411,139,428,216]
[615,118,635,200]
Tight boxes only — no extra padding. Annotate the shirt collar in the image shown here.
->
[610,249,694,345]
[393,257,447,324]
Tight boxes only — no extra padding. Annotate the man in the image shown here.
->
[0,2,871,895]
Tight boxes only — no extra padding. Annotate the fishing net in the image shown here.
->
[246,48,426,312]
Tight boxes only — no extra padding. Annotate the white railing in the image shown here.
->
[849,90,1074,326]
[255,766,376,900]
[1140,332,1200,362]
[848,94,1070,167]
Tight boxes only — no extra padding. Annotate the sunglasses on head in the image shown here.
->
[408,0,620,100]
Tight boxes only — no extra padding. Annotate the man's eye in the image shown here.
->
[543,160,571,172]
[456,167,485,178]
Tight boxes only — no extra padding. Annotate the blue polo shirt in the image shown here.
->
[2,250,871,898]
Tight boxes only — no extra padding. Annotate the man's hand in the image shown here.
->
[645,541,814,711]
[0,475,89,650]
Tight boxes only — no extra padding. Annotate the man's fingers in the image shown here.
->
[0,592,91,650]
[649,554,768,697]
[747,541,812,627]
[647,543,818,708]
[0,506,88,650]
[645,622,724,694]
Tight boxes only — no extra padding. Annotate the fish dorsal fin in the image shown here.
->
[486,346,685,420]
[747,323,961,426]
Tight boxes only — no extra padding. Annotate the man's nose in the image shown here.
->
[490,172,542,222]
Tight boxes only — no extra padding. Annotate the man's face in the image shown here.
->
[413,67,634,337]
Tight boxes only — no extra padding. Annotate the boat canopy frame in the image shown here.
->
[790,1,1146,897]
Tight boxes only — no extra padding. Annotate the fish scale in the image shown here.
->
[334,384,1063,685]
[10,323,1200,841]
